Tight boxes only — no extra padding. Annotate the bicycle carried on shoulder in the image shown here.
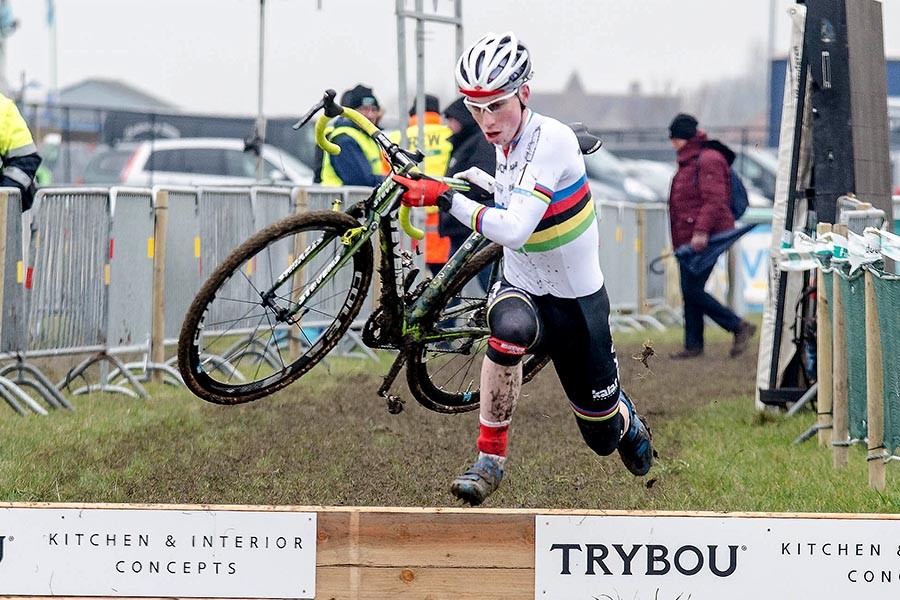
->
[177,89,550,413]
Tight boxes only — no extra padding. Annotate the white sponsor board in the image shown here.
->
[0,507,316,598]
[738,224,772,312]
[536,514,900,600]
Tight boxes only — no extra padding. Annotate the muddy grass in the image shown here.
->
[86,336,759,509]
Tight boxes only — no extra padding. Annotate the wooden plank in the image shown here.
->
[317,511,533,568]
[317,566,533,600]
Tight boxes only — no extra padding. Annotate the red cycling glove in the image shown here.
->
[392,174,451,207]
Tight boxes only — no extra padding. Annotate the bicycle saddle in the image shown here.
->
[569,122,602,155]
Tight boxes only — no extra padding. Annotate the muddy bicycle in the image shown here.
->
[177,89,599,413]
[176,89,544,413]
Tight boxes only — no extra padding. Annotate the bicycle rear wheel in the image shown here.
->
[178,210,373,404]
[406,243,548,414]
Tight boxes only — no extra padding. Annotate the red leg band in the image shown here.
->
[477,422,509,457]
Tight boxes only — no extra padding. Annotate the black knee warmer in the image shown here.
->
[575,413,626,456]
[485,292,539,366]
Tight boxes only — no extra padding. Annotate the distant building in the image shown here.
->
[528,72,681,132]
[57,78,178,112]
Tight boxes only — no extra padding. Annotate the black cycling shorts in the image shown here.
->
[486,280,621,418]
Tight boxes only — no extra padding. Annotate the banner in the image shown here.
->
[0,507,316,599]
[755,3,811,407]
[536,514,900,600]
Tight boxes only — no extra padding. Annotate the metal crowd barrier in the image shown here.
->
[153,185,379,384]
[5,187,151,407]
[1,183,690,414]
[0,188,60,415]
[185,186,291,376]
[595,199,673,332]
[0,185,389,412]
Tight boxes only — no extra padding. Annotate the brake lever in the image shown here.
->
[293,89,342,129]
[293,100,324,130]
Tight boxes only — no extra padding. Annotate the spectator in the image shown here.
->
[318,84,385,187]
[667,113,757,359]
[390,94,454,275]
[0,92,42,210]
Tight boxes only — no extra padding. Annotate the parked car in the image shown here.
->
[81,138,314,186]
[582,147,660,203]
[620,158,674,201]
[617,156,770,208]
[589,177,629,205]
[609,144,779,204]
[732,147,778,202]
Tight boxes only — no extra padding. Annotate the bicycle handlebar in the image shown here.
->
[300,90,426,239]
[297,92,596,243]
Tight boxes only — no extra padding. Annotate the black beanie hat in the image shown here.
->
[669,113,698,140]
[443,97,471,124]
[409,94,441,116]
[341,84,380,110]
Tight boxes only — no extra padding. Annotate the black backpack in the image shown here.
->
[695,141,749,221]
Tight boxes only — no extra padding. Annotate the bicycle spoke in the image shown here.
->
[179,213,373,402]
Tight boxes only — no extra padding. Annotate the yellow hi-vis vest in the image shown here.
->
[319,125,383,186]
[387,113,453,178]
[0,93,39,189]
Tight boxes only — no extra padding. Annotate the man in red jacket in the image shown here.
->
[667,113,756,359]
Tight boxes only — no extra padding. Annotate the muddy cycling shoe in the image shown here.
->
[450,453,504,506]
[617,393,654,476]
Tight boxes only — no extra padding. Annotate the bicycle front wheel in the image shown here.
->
[178,210,373,404]
[406,243,548,414]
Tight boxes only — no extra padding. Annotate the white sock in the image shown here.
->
[478,451,507,467]
[618,399,631,440]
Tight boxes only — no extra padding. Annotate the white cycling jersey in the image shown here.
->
[447,109,603,298]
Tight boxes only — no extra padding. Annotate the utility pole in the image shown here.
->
[254,0,267,180]
[395,0,463,148]
[48,0,58,103]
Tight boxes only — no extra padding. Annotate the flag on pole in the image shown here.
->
[47,0,55,27]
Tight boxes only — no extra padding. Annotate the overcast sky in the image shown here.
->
[4,0,899,118]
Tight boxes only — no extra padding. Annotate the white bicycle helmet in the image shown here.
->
[455,31,532,96]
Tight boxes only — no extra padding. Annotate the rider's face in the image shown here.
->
[468,85,530,148]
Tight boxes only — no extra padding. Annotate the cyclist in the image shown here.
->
[392,31,654,505]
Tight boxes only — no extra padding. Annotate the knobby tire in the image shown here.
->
[178,210,373,405]
[406,243,547,413]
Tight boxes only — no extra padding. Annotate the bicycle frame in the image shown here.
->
[285,89,498,409]
[257,170,490,343]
